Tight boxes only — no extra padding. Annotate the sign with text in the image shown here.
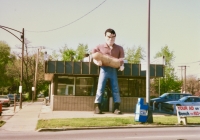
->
[176,106,200,116]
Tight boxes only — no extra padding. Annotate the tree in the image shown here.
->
[60,45,76,61]
[7,45,35,98]
[50,50,60,61]
[0,41,11,94]
[154,45,175,76]
[0,40,49,99]
[75,43,89,61]
[186,76,198,95]
[151,45,182,96]
[125,46,145,63]
[5,55,20,93]
[10,45,48,100]
[59,44,88,62]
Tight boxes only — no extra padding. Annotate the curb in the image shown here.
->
[37,124,200,132]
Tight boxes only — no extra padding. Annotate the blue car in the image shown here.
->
[150,93,192,109]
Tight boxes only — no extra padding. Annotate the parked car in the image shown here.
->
[16,94,25,101]
[37,93,44,98]
[7,94,17,103]
[44,96,50,105]
[150,93,192,109]
[161,96,200,112]
[0,95,10,107]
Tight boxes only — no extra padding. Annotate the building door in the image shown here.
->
[65,85,75,95]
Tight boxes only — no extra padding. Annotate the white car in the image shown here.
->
[0,95,11,107]
[37,93,44,98]
[161,96,200,112]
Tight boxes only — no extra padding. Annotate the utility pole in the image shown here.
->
[34,48,39,100]
[34,47,45,100]
[178,65,189,93]
[20,28,24,109]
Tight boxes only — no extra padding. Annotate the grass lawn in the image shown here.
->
[36,116,200,130]
[0,120,5,127]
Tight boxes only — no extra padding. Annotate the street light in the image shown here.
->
[0,25,24,109]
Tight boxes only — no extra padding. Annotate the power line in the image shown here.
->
[175,60,200,65]
[25,0,107,33]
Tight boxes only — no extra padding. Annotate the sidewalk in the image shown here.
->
[0,102,42,132]
[0,101,165,132]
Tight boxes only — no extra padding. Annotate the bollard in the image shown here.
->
[158,103,161,112]
[153,101,156,111]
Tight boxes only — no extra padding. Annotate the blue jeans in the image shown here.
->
[94,66,121,103]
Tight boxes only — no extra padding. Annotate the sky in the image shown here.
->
[0,0,200,78]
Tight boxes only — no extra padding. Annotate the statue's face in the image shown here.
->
[105,32,116,46]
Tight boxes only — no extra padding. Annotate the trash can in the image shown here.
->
[134,98,148,123]
[0,102,2,116]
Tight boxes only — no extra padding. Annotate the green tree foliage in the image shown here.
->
[125,46,145,63]
[60,45,76,61]
[151,45,182,95]
[60,44,88,61]
[154,45,174,76]
[75,43,89,61]
[5,45,48,100]
[4,45,36,97]
[20,48,49,100]
[158,71,182,94]
[0,41,10,66]
[5,55,20,93]
[0,41,11,93]
[0,40,53,98]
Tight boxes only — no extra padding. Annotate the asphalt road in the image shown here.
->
[1,103,200,140]
[0,127,200,140]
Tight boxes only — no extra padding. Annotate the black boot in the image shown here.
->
[113,103,122,114]
[94,103,103,114]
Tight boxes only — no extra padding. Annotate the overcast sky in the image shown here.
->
[0,0,200,78]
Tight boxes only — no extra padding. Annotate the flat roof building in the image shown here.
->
[44,61,164,112]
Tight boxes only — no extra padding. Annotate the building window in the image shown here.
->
[57,76,75,96]
[118,78,129,97]
[118,78,146,97]
[75,77,94,96]
[56,76,146,97]
[128,78,146,97]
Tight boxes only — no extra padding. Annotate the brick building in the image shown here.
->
[44,61,164,113]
